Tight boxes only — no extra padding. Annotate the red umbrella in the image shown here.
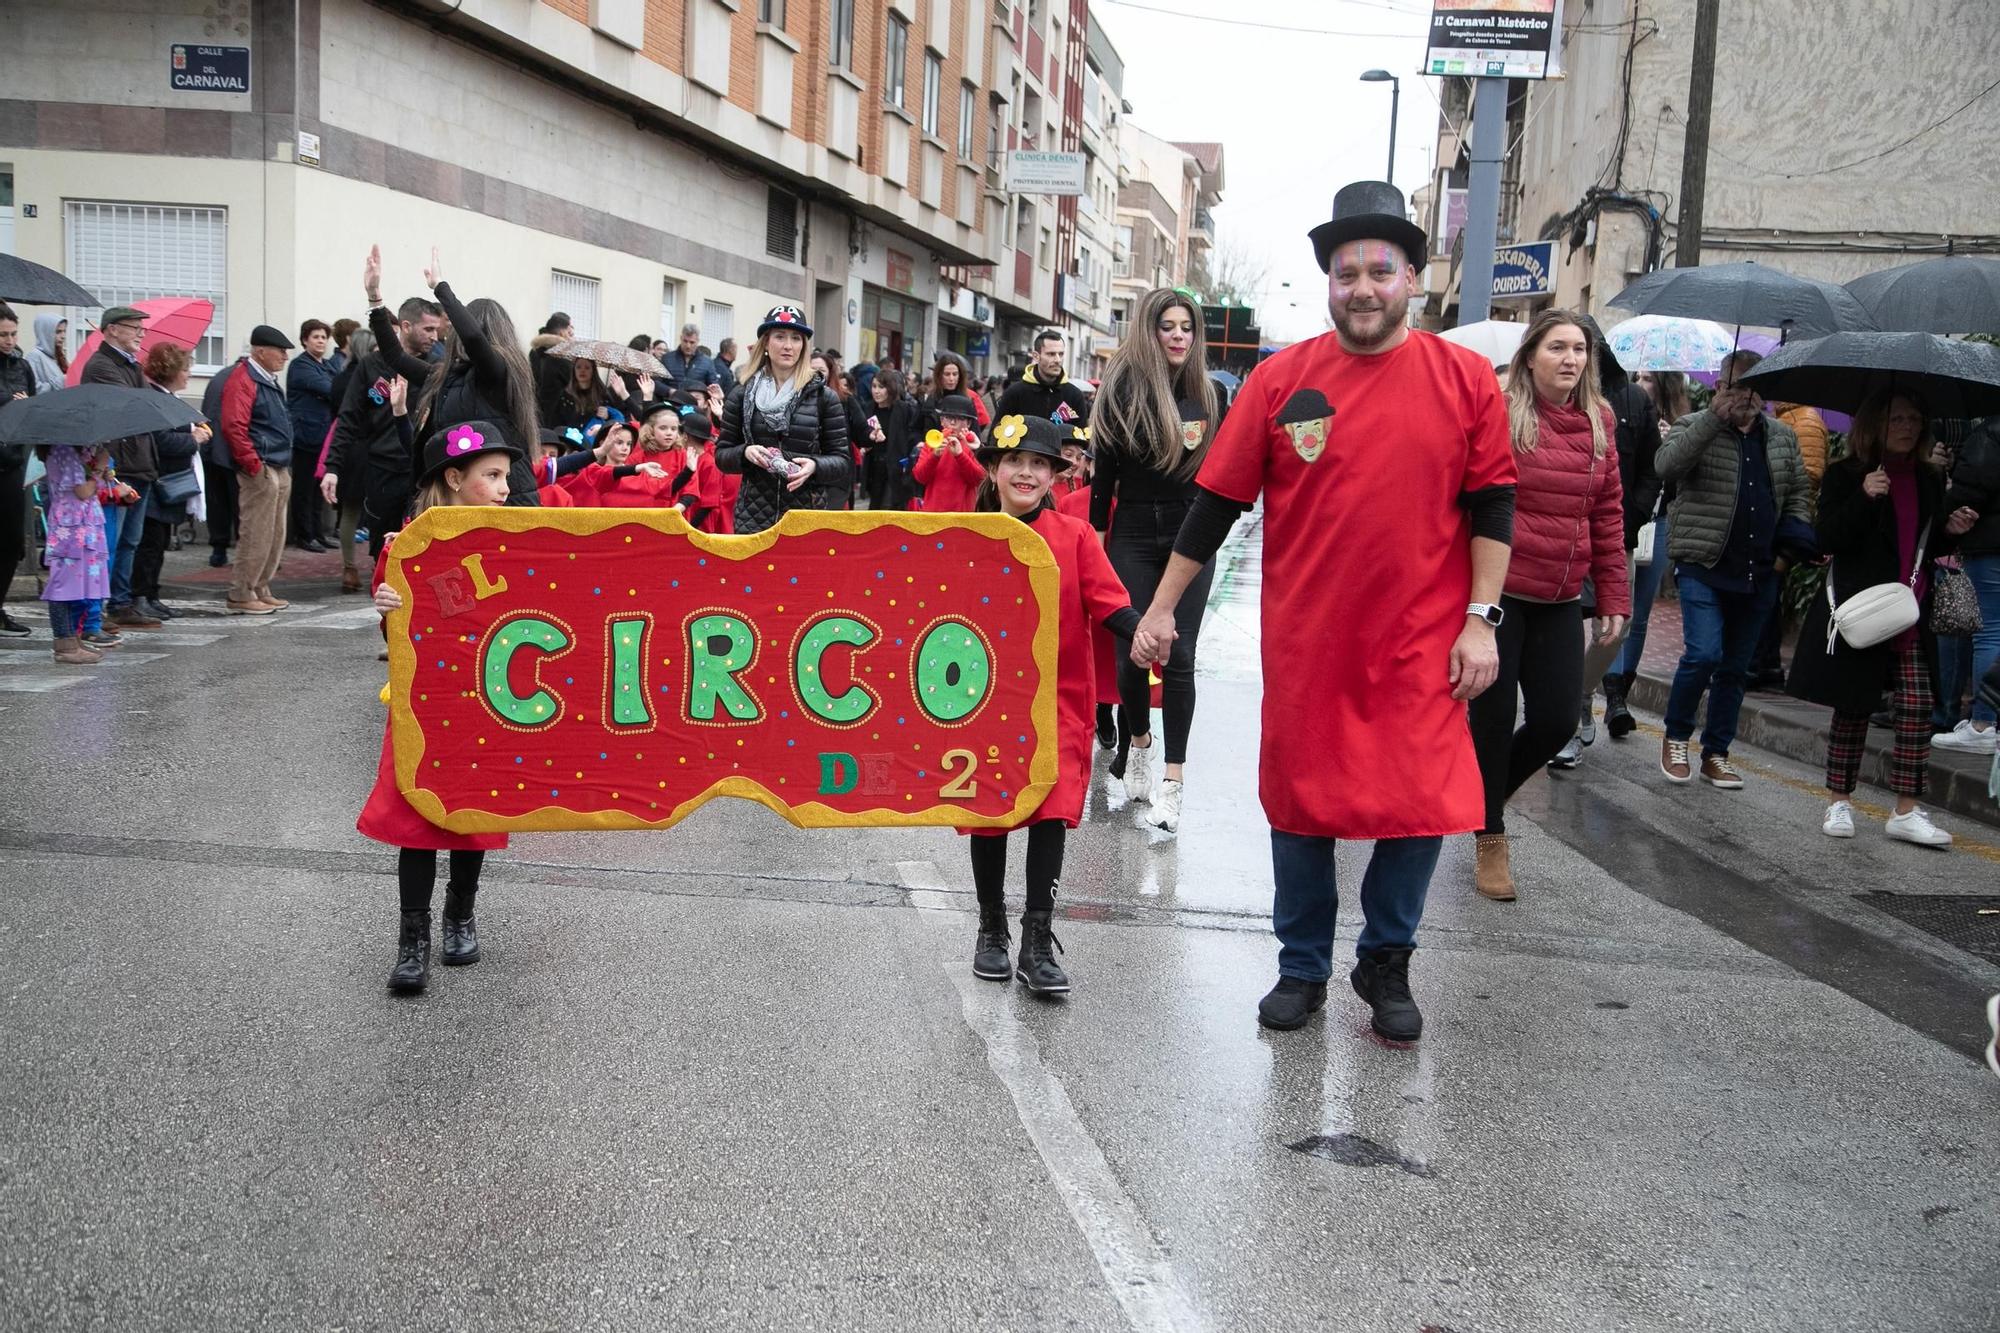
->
[65,297,216,385]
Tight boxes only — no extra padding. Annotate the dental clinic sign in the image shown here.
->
[1426,1,1563,80]
[169,45,251,94]
[1492,241,1556,301]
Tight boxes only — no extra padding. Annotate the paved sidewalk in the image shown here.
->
[1624,591,1998,831]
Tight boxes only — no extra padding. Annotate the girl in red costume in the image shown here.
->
[964,415,1161,994]
[910,393,984,512]
[1054,425,1126,752]
[361,419,520,995]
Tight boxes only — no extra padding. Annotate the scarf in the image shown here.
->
[749,370,800,440]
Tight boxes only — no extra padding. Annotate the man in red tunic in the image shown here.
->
[1134,181,1517,1042]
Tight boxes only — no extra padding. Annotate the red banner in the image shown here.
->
[383,509,1062,833]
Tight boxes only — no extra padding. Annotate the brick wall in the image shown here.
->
[542,0,589,22]
[642,0,683,74]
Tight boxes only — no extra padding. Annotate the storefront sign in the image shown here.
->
[1425,1,1562,80]
[383,509,1062,834]
[1492,241,1556,299]
[886,248,915,295]
[170,44,251,93]
[1005,150,1088,196]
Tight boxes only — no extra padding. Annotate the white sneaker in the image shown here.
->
[1821,800,1855,838]
[1547,736,1583,770]
[1885,807,1953,849]
[1124,744,1154,804]
[1931,720,1998,754]
[1146,779,1183,832]
[1578,702,1598,747]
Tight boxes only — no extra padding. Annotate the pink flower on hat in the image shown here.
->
[445,425,486,456]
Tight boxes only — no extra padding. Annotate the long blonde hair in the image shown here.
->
[1091,288,1218,482]
[742,328,817,396]
[1505,308,1610,457]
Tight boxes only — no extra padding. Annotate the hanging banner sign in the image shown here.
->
[1492,240,1556,299]
[383,509,1062,834]
[1425,0,1563,80]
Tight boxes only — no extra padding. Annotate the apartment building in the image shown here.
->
[1106,123,1223,357]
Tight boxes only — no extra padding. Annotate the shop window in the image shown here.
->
[65,201,229,371]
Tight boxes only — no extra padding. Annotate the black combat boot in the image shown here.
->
[1257,977,1327,1030]
[973,902,1012,981]
[1350,947,1423,1042]
[388,911,432,994]
[1015,910,1070,995]
[1604,671,1637,739]
[440,888,480,966]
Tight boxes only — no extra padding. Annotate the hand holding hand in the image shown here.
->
[1133,605,1177,668]
[363,244,382,303]
[1449,620,1499,701]
[784,456,818,492]
[373,583,402,614]
[635,461,668,480]
[1947,504,1979,536]
[1862,466,1891,499]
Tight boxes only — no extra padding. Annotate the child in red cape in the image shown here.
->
[553,419,681,507]
[964,414,1160,995]
[1053,425,1128,755]
[911,392,984,512]
[361,419,520,996]
[665,407,737,534]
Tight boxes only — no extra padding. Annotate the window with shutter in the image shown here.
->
[63,201,229,371]
[701,300,734,351]
[550,271,600,340]
[765,188,798,262]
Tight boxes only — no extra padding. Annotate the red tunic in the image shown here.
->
[1196,330,1516,839]
[357,539,508,851]
[912,437,985,513]
[968,506,1132,833]
[1058,486,1122,707]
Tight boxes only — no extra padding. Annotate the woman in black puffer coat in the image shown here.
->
[716,305,853,534]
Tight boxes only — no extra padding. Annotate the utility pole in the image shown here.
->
[1458,77,1508,325]
[1674,0,1721,268]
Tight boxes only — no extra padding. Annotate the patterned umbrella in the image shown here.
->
[547,338,668,378]
[1604,314,1738,372]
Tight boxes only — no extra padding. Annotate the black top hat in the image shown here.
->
[977,413,1074,471]
[934,393,978,420]
[418,419,524,483]
[1308,180,1428,274]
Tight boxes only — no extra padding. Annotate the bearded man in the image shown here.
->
[1134,181,1517,1041]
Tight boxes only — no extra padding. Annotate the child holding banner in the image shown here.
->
[966,415,1158,994]
[362,420,522,994]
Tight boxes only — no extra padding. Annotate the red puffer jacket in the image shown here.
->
[1504,397,1630,615]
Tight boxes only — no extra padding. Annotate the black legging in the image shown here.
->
[1468,595,1584,836]
[970,822,1066,913]
[1105,499,1216,766]
[398,847,486,913]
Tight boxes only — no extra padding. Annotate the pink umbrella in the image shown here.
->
[66,297,216,385]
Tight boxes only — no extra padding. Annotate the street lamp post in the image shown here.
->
[1360,69,1400,186]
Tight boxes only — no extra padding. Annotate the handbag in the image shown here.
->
[154,468,202,507]
[1826,523,1929,651]
[1632,494,1663,567]
[1929,561,1983,636]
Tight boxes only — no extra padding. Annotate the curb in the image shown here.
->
[1628,670,2000,833]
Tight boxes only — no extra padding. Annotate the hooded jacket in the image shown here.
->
[25,314,66,393]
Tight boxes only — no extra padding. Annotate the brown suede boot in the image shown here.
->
[52,637,102,666]
[1474,834,1516,902]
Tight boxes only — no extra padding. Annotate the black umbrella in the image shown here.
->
[0,384,202,448]
[0,254,100,307]
[1738,332,2000,417]
[1844,256,2000,335]
[1608,261,1874,338]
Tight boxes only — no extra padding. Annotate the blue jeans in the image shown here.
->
[1613,516,1669,677]
[1664,574,1779,757]
[1967,555,2000,726]
[1934,633,1974,731]
[1270,832,1442,981]
[106,479,150,606]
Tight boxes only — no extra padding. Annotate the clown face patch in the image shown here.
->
[1180,419,1207,451]
[1275,388,1336,463]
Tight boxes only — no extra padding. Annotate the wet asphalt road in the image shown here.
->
[2,517,1997,1333]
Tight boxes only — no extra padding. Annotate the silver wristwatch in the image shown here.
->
[1467,602,1505,628]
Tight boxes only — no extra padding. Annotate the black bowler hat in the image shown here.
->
[978,413,1074,471]
[1308,180,1428,274]
[418,419,523,483]
[935,393,978,420]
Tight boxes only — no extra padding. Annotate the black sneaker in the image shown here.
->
[0,610,30,637]
[1350,948,1423,1042]
[1257,977,1327,1030]
[1095,704,1117,751]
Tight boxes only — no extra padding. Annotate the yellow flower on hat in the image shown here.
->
[1073,425,1091,443]
[992,415,1027,449]
[923,428,945,449]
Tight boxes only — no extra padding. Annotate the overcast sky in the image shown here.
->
[1092,0,1439,343]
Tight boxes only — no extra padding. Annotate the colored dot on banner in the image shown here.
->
[594,587,602,595]
[600,752,609,760]
[624,535,632,544]
[568,553,576,560]
[526,568,535,576]
[671,580,680,588]
[917,770,926,778]
[435,659,445,668]
[698,558,707,567]
[551,789,559,797]
[827,548,836,556]
[565,676,575,685]
[413,632,423,642]
[899,545,908,553]
[905,576,914,584]
[787,739,795,747]
[935,542,945,551]
[744,586,753,594]
[898,716,907,726]
[515,756,523,764]
[790,576,799,585]
[629,589,637,597]
[780,710,790,719]
[999,630,1008,638]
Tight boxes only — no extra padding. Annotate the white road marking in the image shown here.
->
[283,607,385,630]
[895,859,1207,1333]
[0,676,86,692]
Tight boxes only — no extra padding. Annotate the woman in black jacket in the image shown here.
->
[363,244,541,510]
[715,305,853,534]
[130,341,211,619]
[1789,389,1976,848]
[861,368,923,511]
